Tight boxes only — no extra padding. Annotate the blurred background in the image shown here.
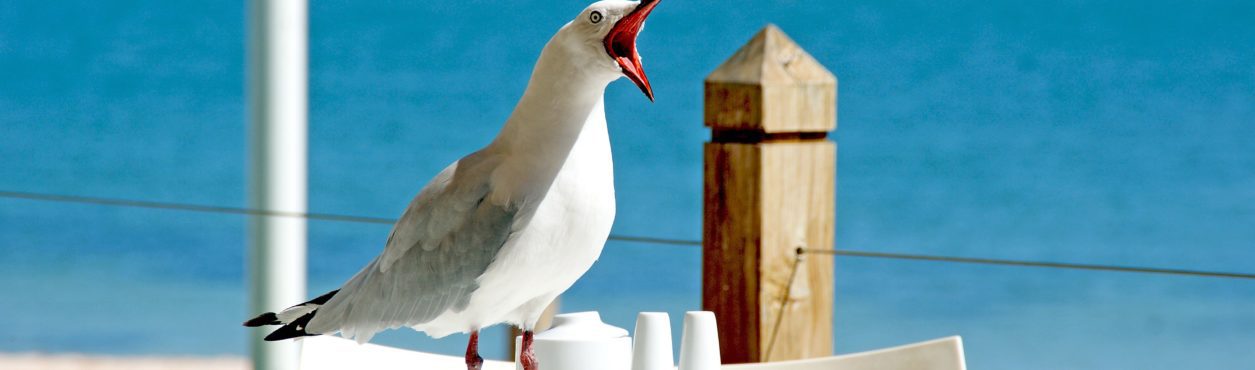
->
[1,0,1253,369]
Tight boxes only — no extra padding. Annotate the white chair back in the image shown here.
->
[299,335,966,370]
[300,336,515,370]
[724,337,965,370]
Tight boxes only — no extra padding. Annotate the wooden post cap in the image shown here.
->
[705,24,838,134]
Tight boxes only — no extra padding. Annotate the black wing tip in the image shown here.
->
[262,313,319,341]
[244,289,339,328]
[243,312,280,327]
[264,327,318,341]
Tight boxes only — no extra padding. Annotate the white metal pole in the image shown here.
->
[248,0,308,369]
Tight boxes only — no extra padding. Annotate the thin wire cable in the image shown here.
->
[803,248,1255,280]
[762,246,1255,359]
[3,189,1254,280]
[0,189,688,245]
[606,234,701,246]
[0,189,395,224]
[764,247,805,362]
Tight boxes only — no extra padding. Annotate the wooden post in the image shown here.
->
[702,24,836,364]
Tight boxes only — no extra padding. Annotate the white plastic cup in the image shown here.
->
[677,311,720,370]
[632,312,674,370]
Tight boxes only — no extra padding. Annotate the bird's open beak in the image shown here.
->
[604,0,659,102]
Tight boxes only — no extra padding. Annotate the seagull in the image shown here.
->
[243,1,660,370]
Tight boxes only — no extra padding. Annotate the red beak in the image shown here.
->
[603,0,659,102]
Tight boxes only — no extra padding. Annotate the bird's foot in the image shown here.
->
[520,351,537,370]
[520,330,538,370]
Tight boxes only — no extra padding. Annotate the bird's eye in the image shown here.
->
[589,11,603,24]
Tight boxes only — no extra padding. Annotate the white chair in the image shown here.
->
[300,336,515,370]
[299,335,965,370]
[725,337,966,370]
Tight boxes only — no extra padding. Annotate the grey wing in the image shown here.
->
[306,154,520,343]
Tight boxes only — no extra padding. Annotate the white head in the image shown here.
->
[549,0,661,101]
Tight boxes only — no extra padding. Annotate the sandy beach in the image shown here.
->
[0,354,247,370]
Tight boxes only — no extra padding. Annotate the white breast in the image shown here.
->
[412,101,616,337]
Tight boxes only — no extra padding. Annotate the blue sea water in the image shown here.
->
[2,0,1253,369]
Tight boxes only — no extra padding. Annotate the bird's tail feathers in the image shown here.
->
[242,289,340,341]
